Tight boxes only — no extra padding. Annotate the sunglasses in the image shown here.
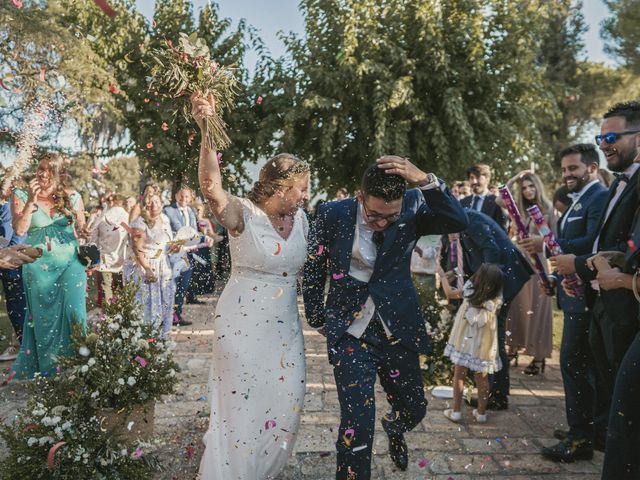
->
[595,130,640,146]
[362,201,402,223]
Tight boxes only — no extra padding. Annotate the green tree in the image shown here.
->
[602,0,640,73]
[60,0,272,194]
[0,0,118,154]
[259,0,568,191]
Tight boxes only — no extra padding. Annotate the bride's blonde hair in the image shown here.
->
[246,154,309,204]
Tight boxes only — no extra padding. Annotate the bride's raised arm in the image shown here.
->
[192,93,245,236]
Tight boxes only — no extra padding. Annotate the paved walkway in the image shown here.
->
[1,292,604,479]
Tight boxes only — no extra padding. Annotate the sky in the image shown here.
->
[134,0,614,67]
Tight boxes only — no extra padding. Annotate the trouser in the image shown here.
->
[589,297,638,437]
[174,267,193,318]
[601,331,640,479]
[0,268,26,341]
[560,311,606,441]
[97,271,123,307]
[331,318,427,480]
[489,300,511,401]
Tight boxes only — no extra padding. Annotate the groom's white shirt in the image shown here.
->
[346,203,392,338]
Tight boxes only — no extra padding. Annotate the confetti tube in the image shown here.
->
[527,205,582,293]
[498,186,551,289]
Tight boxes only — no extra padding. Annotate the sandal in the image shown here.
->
[443,409,462,423]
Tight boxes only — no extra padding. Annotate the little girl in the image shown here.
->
[437,263,504,423]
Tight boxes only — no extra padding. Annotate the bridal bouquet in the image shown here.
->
[148,32,239,150]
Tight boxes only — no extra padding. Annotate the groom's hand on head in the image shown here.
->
[376,156,430,185]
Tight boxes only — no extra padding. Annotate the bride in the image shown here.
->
[192,93,311,479]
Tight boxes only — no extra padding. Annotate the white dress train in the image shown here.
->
[198,198,307,479]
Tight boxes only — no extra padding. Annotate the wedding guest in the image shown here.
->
[552,185,572,215]
[10,153,88,379]
[439,263,504,423]
[552,102,640,450]
[124,191,176,336]
[520,144,609,461]
[163,186,199,326]
[90,194,129,307]
[499,170,555,375]
[457,210,533,410]
[129,182,160,223]
[460,164,507,230]
[334,187,350,200]
[457,180,471,199]
[598,168,614,188]
[190,199,216,297]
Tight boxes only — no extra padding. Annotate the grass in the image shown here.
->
[552,306,564,352]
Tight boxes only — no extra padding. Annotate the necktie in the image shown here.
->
[471,195,480,211]
[372,231,385,252]
[181,209,189,227]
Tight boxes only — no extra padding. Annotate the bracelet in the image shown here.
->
[632,271,640,304]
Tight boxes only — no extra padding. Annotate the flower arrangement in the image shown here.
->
[148,32,239,150]
[0,283,179,479]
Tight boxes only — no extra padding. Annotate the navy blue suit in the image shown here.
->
[0,201,27,341]
[458,210,533,401]
[304,185,468,480]
[163,203,199,317]
[460,193,507,231]
[554,182,609,442]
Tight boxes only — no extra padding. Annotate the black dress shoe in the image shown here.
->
[541,438,593,462]
[465,397,508,411]
[553,429,568,441]
[178,319,193,326]
[186,298,206,305]
[381,417,408,471]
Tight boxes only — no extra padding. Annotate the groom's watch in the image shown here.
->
[417,172,439,190]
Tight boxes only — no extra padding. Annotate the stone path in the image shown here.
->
[0,292,605,479]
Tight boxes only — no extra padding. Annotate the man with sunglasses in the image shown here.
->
[551,101,640,454]
[303,156,467,480]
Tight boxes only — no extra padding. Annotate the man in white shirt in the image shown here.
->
[90,194,129,306]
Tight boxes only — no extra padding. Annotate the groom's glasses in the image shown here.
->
[362,201,402,223]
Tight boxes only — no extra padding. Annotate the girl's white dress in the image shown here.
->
[444,281,502,374]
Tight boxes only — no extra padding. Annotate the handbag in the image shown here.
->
[77,244,101,268]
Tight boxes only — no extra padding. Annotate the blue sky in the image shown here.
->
[134,0,613,66]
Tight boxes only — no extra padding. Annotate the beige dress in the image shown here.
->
[444,281,503,374]
[505,212,555,359]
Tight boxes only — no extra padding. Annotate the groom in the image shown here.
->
[303,157,468,479]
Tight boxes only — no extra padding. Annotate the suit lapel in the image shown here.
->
[601,170,639,231]
[338,199,358,273]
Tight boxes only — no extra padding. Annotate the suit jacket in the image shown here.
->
[458,209,533,303]
[555,182,608,313]
[163,202,198,234]
[303,185,469,354]
[461,194,507,231]
[0,201,26,280]
[575,168,640,320]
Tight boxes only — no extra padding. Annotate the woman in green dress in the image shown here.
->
[10,153,87,379]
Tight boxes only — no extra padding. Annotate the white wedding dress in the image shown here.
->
[198,198,307,480]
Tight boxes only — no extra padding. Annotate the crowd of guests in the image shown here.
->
[0,165,225,378]
[1,100,640,479]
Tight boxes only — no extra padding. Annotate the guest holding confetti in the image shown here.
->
[123,191,176,336]
[10,153,88,379]
[192,93,311,480]
[439,263,504,423]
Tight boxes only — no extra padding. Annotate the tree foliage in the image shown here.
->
[602,0,640,73]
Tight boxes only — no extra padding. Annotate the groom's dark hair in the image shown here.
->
[361,164,406,201]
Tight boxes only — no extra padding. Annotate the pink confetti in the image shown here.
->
[216,152,223,163]
[134,356,147,367]
[12,0,22,8]
[628,239,637,252]
[256,95,263,105]
[317,245,325,255]
[273,242,282,256]
[265,419,277,430]
[132,447,143,459]
[418,458,429,468]
[332,273,345,280]
[45,235,52,251]
[342,427,355,446]
[146,142,153,149]
[108,83,119,94]
[161,122,169,131]
[2,370,17,385]
[47,441,67,469]
[389,369,400,378]
[39,66,46,82]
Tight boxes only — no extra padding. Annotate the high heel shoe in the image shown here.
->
[507,351,519,367]
[523,359,545,376]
